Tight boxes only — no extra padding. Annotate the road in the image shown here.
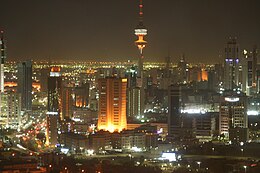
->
[182,154,260,161]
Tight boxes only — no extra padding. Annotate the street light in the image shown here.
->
[64,167,68,173]
[243,165,247,173]
[197,161,201,169]
[49,164,53,172]
[128,154,132,160]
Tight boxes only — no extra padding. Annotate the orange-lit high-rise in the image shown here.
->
[97,77,127,133]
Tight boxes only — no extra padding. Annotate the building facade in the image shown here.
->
[17,60,32,111]
[219,91,248,142]
[97,77,127,132]
[46,67,62,146]
[224,38,240,90]
[168,85,181,138]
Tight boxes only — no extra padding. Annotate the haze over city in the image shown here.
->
[1,0,260,173]
[1,0,260,63]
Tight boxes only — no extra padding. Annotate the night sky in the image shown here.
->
[1,0,260,63]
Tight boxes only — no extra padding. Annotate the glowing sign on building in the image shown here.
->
[225,97,240,102]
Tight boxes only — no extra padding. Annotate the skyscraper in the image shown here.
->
[252,46,258,86]
[97,77,127,133]
[6,91,22,130]
[241,47,258,95]
[177,56,188,84]
[47,67,62,116]
[224,38,240,90]
[168,85,181,138]
[127,87,144,118]
[219,91,248,142]
[17,60,32,111]
[46,67,62,146]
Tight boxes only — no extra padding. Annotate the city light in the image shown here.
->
[0,1,259,173]
[87,149,94,155]
[131,147,142,152]
[197,161,201,169]
[160,153,177,162]
[247,110,258,116]
[225,97,240,102]
[181,109,207,114]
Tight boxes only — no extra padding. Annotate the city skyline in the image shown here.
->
[1,1,260,172]
[0,0,260,63]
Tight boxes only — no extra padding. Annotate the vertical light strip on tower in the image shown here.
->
[0,30,5,93]
[0,30,5,126]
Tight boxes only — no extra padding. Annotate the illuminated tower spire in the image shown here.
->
[0,30,6,93]
[135,0,147,82]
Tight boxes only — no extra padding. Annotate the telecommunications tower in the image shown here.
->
[134,0,147,87]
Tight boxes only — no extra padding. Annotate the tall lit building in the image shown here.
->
[6,92,23,130]
[46,67,62,146]
[252,46,258,86]
[17,60,32,111]
[241,47,258,95]
[0,91,28,130]
[177,56,188,83]
[219,91,248,142]
[47,67,62,116]
[97,77,127,132]
[224,38,240,90]
[127,87,144,117]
